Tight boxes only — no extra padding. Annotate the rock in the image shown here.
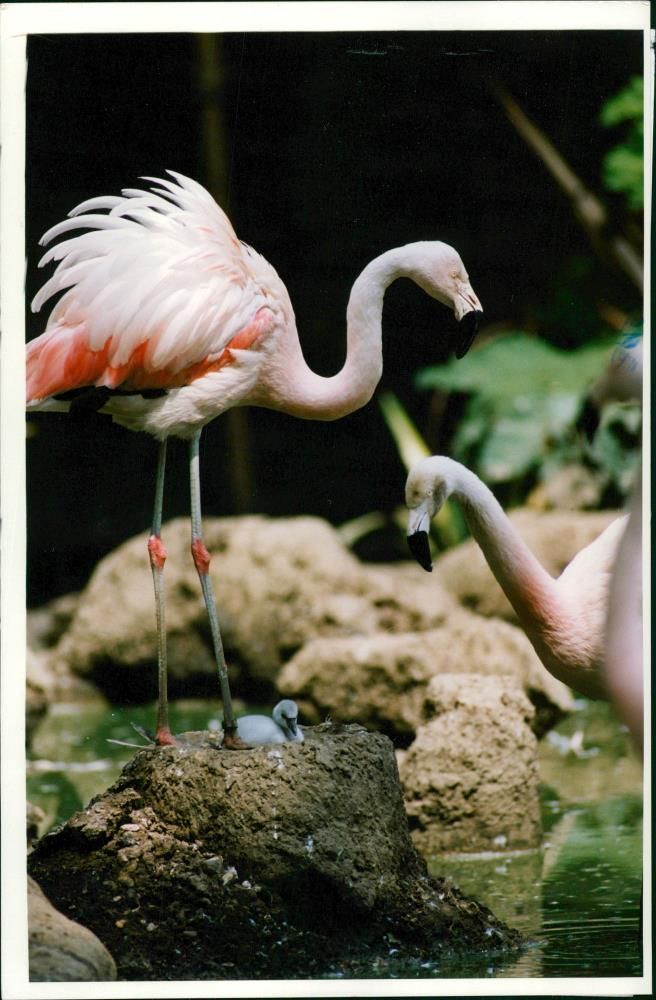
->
[27,592,80,651]
[526,464,604,511]
[27,633,100,707]
[28,726,522,979]
[28,876,117,982]
[278,611,573,741]
[435,508,620,622]
[53,516,455,702]
[28,802,46,850]
[399,675,541,853]
[26,654,48,746]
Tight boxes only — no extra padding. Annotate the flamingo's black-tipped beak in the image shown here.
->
[286,717,299,737]
[407,530,433,572]
[455,309,484,359]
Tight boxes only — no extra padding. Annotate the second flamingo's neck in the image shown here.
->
[448,463,563,640]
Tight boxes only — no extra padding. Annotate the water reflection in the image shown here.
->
[426,700,643,979]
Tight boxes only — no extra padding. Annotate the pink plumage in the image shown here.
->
[27,172,286,439]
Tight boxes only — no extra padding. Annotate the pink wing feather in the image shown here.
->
[27,173,277,402]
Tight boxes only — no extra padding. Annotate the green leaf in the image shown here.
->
[603,147,644,210]
[478,415,544,482]
[416,331,638,492]
[599,76,644,127]
[378,392,430,469]
[475,393,580,482]
[417,333,616,405]
[599,76,644,210]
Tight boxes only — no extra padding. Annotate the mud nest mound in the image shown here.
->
[29,724,522,979]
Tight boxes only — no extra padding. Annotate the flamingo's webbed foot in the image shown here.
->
[154,725,179,747]
[222,730,250,751]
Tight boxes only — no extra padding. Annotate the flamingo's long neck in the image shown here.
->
[261,248,406,420]
[449,464,563,640]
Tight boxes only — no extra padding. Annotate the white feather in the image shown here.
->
[31,174,272,377]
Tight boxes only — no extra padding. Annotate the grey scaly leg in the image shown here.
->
[147,438,176,745]
[189,431,244,748]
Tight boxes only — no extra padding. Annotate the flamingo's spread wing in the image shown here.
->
[27,173,281,402]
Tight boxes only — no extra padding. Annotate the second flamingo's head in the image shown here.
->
[405,456,461,572]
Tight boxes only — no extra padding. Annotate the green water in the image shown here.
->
[27,697,644,980]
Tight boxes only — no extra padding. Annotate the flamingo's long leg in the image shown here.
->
[147,437,176,746]
[189,430,244,748]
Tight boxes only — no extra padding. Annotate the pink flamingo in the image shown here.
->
[405,455,630,700]
[604,467,643,750]
[583,330,644,750]
[27,172,483,748]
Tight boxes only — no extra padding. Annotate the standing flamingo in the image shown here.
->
[26,172,483,748]
[405,455,630,699]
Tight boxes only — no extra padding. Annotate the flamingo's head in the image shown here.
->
[401,242,484,358]
[405,455,459,572]
[273,699,304,742]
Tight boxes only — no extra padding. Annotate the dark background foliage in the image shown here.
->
[25,30,643,604]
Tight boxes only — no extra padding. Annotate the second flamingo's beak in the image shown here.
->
[407,506,433,572]
[455,308,484,359]
[407,530,433,572]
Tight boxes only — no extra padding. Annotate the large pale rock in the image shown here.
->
[27,592,80,651]
[526,463,604,511]
[399,675,541,853]
[278,610,573,740]
[26,651,49,746]
[53,516,455,700]
[435,508,620,621]
[28,802,46,850]
[28,726,521,979]
[27,593,92,726]
[28,876,117,982]
[27,629,100,708]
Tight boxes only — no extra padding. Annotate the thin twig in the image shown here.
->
[491,81,643,292]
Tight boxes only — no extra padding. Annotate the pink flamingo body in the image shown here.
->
[604,468,643,749]
[583,330,644,749]
[27,172,483,745]
[405,455,630,700]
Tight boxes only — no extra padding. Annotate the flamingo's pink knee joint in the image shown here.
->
[155,727,177,747]
[191,537,211,575]
[148,534,167,570]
